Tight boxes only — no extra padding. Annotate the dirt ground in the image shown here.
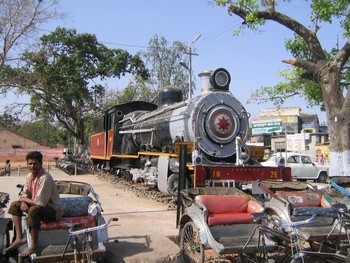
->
[7,161,28,168]
[2,160,55,174]
[1,165,181,263]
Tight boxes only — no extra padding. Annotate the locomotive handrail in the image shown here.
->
[119,128,154,134]
[235,136,252,165]
[119,101,188,124]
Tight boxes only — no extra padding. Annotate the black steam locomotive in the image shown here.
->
[89,68,291,195]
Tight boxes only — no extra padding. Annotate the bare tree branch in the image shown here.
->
[0,0,66,67]
[227,3,327,61]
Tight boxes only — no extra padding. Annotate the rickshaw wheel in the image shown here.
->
[1,227,10,257]
[180,221,204,263]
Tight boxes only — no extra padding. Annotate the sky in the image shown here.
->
[2,0,345,124]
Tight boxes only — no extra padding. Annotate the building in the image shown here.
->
[0,128,63,162]
[0,128,46,149]
[249,107,329,161]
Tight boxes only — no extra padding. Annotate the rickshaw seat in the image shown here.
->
[275,190,322,207]
[40,196,96,231]
[40,215,96,230]
[196,195,263,226]
[275,190,337,222]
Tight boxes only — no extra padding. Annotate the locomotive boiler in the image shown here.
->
[90,68,291,195]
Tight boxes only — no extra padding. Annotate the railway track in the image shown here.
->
[101,173,178,209]
[73,166,179,210]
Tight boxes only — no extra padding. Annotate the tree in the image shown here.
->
[9,27,149,151]
[17,119,69,147]
[0,0,64,93]
[102,35,192,109]
[17,119,53,146]
[141,35,191,100]
[0,112,20,130]
[216,0,350,178]
[101,76,158,109]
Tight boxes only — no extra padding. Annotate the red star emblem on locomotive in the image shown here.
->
[216,115,231,132]
[216,116,230,131]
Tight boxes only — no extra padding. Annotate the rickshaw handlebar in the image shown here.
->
[68,217,118,236]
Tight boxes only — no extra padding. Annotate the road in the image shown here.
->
[0,165,181,263]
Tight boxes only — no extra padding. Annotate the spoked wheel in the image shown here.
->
[180,221,204,263]
[167,173,180,196]
[83,240,93,263]
[1,227,10,257]
[167,173,189,196]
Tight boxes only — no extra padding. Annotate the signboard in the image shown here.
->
[247,145,265,161]
[286,133,305,151]
[252,119,282,134]
[259,108,279,117]
[302,122,316,129]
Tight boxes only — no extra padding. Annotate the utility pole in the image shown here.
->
[181,34,201,100]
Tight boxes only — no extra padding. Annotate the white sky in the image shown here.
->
[2,0,344,124]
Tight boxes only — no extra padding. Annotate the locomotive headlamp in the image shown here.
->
[192,150,203,165]
[210,68,231,91]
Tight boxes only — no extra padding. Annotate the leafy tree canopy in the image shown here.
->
[6,27,149,146]
[17,119,69,147]
[215,0,350,176]
[101,35,191,109]
[141,35,191,100]
[216,0,350,109]
[0,112,20,131]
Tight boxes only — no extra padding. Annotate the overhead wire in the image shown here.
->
[193,22,242,54]
[36,1,307,54]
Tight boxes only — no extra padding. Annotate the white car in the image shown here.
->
[260,152,329,183]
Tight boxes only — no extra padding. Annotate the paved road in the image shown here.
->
[0,165,181,263]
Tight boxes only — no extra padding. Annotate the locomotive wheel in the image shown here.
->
[167,173,188,196]
[167,173,179,196]
[180,221,204,263]
[120,170,133,181]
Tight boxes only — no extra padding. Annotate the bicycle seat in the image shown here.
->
[332,203,348,213]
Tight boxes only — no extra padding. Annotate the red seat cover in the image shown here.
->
[196,195,263,226]
[196,195,250,214]
[208,212,253,226]
[40,215,95,230]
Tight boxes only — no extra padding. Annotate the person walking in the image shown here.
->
[5,151,63,257]
[4,159,11,176]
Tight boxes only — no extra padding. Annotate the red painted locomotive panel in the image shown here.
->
[194,166,292,187]
[90,132,107,159]
[107,130,114,159]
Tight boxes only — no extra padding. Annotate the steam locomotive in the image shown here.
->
[89,68,291,195]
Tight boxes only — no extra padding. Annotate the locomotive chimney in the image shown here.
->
[198,70,213,94]
[200,68,231,92]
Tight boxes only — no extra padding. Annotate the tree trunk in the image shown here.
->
[321,68,350,178]
[327,114,350,177]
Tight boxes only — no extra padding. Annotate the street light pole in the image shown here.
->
[184,34,201,99]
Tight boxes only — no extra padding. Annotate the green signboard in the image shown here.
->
[252,119,282,134]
